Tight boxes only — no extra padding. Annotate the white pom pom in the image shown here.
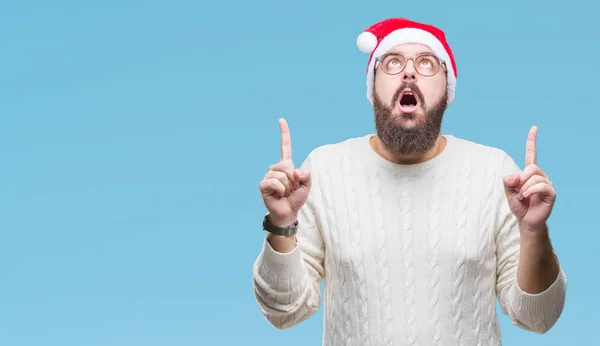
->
[356,31,377,53]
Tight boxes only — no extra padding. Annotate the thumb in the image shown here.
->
[503,173,520,198]
[294,168,311,189]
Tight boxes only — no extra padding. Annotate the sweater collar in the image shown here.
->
[359,134,457,174]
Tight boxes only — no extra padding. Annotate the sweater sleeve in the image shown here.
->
[252,152,325,329]
[494,152,567,334]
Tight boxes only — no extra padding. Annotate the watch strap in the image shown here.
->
[262,214,298,236]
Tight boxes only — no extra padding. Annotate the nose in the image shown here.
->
[401,59,418,82]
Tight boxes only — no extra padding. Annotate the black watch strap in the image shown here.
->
[262,214,298,236]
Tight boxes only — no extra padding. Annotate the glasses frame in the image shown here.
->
[375,52,446,77]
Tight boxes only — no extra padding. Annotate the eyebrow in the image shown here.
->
[388,51,432,55]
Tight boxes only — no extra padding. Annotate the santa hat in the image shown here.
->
[356,18,457,105]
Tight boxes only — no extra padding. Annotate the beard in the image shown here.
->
[373,82,448,155]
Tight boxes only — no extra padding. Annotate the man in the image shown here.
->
[252,17,567,345]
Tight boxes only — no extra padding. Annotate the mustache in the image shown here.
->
[392,82,425,106]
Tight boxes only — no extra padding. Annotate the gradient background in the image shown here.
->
[1,0,597,345]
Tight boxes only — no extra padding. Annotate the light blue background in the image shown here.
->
[1,0,597,345]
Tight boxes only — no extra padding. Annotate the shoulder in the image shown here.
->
[446,134,521,174]
[302,134,369,167]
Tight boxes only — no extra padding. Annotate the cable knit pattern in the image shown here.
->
[321,150,345,344]
[343,142,370,344]
[476,152,496,346]
[368,168,393,345]
[253,134,567,345]
[427,169,443,344]
[452,144,472,345]
[397,175,418,345]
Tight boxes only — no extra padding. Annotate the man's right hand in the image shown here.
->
[259,118,311,231]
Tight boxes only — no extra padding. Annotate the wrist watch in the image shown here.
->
[262,214,298,236]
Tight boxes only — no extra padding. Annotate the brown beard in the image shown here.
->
[373,82,448,155]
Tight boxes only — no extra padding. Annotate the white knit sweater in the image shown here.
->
[253,134,567,346]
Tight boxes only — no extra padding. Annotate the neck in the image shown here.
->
[370,135,446,165]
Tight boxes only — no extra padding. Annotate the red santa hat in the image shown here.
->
[357,17,458,105]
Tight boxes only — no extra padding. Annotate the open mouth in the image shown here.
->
[398,90,419,113]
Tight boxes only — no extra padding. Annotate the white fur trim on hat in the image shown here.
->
[366,28,456,105]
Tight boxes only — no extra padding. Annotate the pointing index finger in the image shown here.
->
[525,125,537,166]
[279,118,292,161]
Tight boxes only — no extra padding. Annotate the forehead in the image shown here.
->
[387,43,433,55]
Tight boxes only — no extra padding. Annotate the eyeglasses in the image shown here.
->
[375,52,446,77]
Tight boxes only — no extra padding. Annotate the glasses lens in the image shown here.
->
[381,54,406,74]
[415,54,440,76]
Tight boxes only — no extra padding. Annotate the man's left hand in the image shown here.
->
[503,126,556,233]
